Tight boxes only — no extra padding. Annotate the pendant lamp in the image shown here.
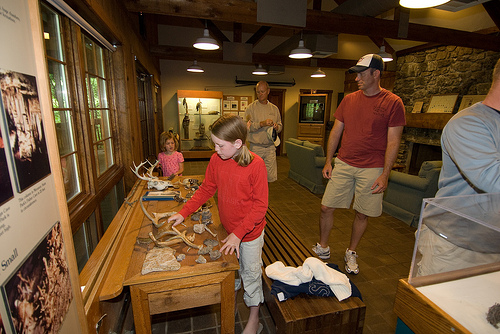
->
[289,33,312,59]
[252,64,268,75]
[378,46,393,62]
[187,60,204,73]
[400,0,451,8]
[311,68,326,78]
[193,22,219,50]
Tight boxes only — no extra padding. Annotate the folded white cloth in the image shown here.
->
[265,257,352,301]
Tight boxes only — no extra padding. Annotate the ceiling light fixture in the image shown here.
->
[252,64,268,75]
[187,60,204,73]
[193,22,219,50]
[289,33,312,59]
[378,46,393,62]
[311,68,326,78]
[399,0,451,9]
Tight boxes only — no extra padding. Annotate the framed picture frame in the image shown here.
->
[223,100,230,111]
[412,101,424,113]
[458,95,486,111]
[2,222,73,334]
[426,94,459,113]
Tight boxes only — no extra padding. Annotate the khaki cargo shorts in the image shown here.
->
[321,159,383,217]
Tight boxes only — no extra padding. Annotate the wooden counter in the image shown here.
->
[394,262,500,334]
[99,176,239,334]
[405,112,454,130]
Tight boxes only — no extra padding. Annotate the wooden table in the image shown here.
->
[99,176,239,334]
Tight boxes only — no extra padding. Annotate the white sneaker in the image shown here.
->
[344,248,359,274]
[312,243,330,259]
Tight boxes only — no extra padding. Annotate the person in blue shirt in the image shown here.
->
[416,57,500,276]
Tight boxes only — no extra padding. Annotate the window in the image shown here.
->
[83,35,114,176]
[42,4,81,201]
[100,180,124,232]
[40,2,124,271]
[73,212,98,272]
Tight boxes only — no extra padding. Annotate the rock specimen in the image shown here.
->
[142,247,180,274]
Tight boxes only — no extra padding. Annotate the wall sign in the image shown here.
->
[426,94,459,113]
[458,95,486,111]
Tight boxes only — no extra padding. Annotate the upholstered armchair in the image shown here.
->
[383,161,443,227]
[285,138,331,194]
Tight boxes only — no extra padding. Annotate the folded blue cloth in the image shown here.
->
[270,263,363,301]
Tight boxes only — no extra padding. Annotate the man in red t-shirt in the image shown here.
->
[313,54,406,274]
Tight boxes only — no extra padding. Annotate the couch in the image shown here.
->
[285,138,332,194]
[383,161,442,227]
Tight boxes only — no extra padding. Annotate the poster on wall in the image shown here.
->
[0,126,14,205]
[0,0,81,332]
[0,69,51,192]
[2,222,72,334]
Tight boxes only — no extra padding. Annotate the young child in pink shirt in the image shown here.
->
[157,131,184,177]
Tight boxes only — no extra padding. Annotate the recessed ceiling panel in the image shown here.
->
[257,0,307,27]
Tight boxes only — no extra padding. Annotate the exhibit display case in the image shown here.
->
[177,90,223,159]
[394,192,500,334]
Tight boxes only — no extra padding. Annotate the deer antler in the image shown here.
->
[131,161,153,181]
[172,226,203,249]
[144,160,160,179]
[140,196,156,222]
[148,232,183,248]
[139,197,177,228]
[132,160,173,190]
[151,211,177,228]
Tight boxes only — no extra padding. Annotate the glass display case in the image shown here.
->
[394,192,500,334]
[177,90,222,159]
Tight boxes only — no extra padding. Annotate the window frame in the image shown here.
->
[40,2,125,265]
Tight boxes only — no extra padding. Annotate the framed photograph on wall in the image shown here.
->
[0,69,51,192]
[426,94,459,113]
[2,222,73,334]
[458,95,486,111]
[412,101,424,113]
[223,100,230,111]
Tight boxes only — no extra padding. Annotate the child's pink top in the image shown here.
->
[158,151,184,176]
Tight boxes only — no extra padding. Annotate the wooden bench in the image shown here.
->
[262,208,366,334]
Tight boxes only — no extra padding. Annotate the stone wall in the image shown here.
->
[391,47,500,170]
[394,47,499,113]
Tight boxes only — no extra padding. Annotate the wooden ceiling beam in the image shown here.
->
[369,37,395,55]
[246,26,272,46]
[233,22,242,43]
[124,0,500,51]
[149,45,356,69]
[483,0,500,29]
[205,20,230,43]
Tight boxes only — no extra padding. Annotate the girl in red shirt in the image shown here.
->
[169,115,268,334]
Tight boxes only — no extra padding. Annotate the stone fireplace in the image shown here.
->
[392,46,499,174]
[397,127,443,175]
